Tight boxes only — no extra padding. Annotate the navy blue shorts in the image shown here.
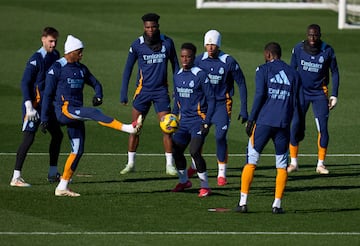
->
[133,89,171,115]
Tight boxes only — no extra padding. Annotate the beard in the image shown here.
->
[143,29,162,52]
[303,40,322,55]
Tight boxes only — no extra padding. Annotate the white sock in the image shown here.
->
[317,160,324,167]
[121,124,135,134]
[239,192,248,206]
[12,170,21,180]
[178,169,188,183]
[272,198,281,208]
[218,163,227,178]
[56,179,69,190]
[290,158,298,166]
[127,152,136,166]
[197,171,209,188]
[48,166,58,176]
[165,152,173,166]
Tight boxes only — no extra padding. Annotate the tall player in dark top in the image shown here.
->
[120,13,179,175]
[288,24,340,175]
[235,42,304,214]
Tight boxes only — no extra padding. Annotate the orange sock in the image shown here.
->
[317,133,327,162]
[289,144,299,159]
[98,119,123,131]
[240,164,256,194]
[275,168,288,199]
[62,153,76,180]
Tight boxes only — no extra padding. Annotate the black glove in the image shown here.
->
[237,114,248,124]
[92,97,103,106]
[245,120,255,137]
[200,123,210,136]
[40,122,48,134]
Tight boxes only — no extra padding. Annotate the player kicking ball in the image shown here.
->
[41,35,142,197]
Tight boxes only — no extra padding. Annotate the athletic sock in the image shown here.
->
[48,166,58,176]
[12,170,21,180]
[241,164,256,194]
[127,152,136,166]
[239,192,248,206]
[217,163,227,178]
[275,168,288,200]
[272,198,281,208]
[178,169,188,184]
[165,152,173,166]
[197,171,209,188]
[57,179,69,190]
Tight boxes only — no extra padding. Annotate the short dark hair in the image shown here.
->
[42,27,59,38]
[181,42,197,55]
[307,24,321,35]
[264,42,281,58]
[142,13,160,23]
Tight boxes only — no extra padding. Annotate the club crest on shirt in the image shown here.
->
[219,67,224,75]
[189,80,194,88]
[319,56,324,63]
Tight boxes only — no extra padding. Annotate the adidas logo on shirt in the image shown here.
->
[270,70,290,85]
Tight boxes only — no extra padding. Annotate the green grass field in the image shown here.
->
[0,0,359,245]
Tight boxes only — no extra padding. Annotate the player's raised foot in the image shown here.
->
[287,164,299,173]
[166,165,177,176]
[55,188,80,197]
[234,204,248,213]
[198,188,211,198]
[10,177,31,187]
[187,167,197,178]
[272,207,285,214]
[47,172,61,183]
[132,114,143,134]
[172,180,192,192]
[217,176,227,186]
[316,165,329,174]
[120,164,135,175]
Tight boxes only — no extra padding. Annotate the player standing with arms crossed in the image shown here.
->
[288,24,340,174]
[235,42,304,214]
[10,27,63,187]
[41,35,142,197]
[120,13,179,175]
[190,30,248,186]
[171,43,216,197]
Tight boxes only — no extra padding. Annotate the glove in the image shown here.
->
[92,97,103,106]
[245,120,255,137]
[328,96,337,110]
[200,123,210,136]
[40,121,48,134]
[24,100,39,121]
[237,113,248,124]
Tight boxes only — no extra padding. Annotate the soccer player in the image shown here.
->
[190,30,248,186]
[171,43,215,197]
[288,24,340,174]
[235,42,304,214]
[120,13,179,175]
[10,27,64,187]
[41,35,142,197]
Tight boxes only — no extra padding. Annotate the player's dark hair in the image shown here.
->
[142,13,160,23]
[181,42,197,55]
[307,24,321,35]
[264,42,281,58]
[42,27,59,38]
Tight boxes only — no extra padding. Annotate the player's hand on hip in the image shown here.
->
[328,96,337,110]
[24,100,39,121]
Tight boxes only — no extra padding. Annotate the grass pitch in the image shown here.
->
[0,0,359,245]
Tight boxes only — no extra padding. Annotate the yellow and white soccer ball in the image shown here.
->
[160,113,179,134]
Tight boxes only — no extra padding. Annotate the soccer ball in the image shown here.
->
[160,114,179,134]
